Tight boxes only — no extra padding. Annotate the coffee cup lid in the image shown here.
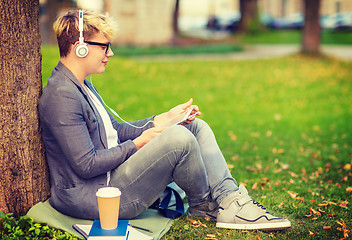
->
[96,187,121,198]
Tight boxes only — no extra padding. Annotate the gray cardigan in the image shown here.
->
[39,61,154,219]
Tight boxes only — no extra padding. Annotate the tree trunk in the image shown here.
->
[0,0,50,217]
[173,0,180,38]
[171,0,180,45]
[301,0,321,54]
[238,0,259,33]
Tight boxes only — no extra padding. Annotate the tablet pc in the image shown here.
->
[158,108,193,128]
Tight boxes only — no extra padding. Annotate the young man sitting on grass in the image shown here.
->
[38,9,291,231]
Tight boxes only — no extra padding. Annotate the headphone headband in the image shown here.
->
[75,10,88,57]
[78,10,84,41]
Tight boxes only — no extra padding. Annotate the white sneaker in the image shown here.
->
[216,185,291,230]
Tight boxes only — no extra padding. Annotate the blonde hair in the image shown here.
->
[53,10,118,57]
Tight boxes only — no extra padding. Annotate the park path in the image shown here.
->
[132,44,352,62]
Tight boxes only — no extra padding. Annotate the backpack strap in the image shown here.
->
[158,186,185,219]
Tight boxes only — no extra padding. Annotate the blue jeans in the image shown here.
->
[110,119,238,219]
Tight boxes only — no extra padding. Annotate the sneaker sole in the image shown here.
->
[188,212,217,219]
[216,221,291,231]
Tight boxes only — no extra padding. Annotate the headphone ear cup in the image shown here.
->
[75,43,88,58]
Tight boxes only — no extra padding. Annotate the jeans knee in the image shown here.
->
[186,118,212,135]
[165,125,198,151]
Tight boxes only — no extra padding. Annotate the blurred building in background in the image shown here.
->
[104,0,174,46]
[180,0,352,33]
[180,0,352,18]
[40,0,352,45]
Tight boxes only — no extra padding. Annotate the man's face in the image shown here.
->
[83,33,114,75]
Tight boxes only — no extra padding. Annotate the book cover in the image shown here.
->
[73,221,154,240]
[88,220,129,239]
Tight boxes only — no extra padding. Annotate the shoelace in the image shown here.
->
[252,201,270,213]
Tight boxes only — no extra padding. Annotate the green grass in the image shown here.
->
[113,44,243,57]
[111,30,352,57]
[35,46,352,240]
[110,30,352,57]
[237,29,352,45]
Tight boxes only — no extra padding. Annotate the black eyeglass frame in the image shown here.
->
[84,40,111,54]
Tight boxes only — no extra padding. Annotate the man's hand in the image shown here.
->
[154,98,201,127]
[133,127,166,150]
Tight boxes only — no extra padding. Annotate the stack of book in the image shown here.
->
[73,220,153,240]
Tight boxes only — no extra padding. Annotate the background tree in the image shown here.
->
[41,0,76,44]
[238,0,260,33]
[0,0,50,216]
[172,0,180,42]
[301,0,321,54]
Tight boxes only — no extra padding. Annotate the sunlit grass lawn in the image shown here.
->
[236,29,352,45]
[42,46,352,240]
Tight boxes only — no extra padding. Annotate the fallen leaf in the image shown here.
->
[343,163,351,170]
[339,200,348,208]
[309,230,315,236]
[205,234,217,239]
[255,163,263,171]
[278,149,285,154]
[306,207,321,217]
[336,220,351,239]
[228,131,237,141]
[274,113,281,121]
[252,182,258,190]
[319,200,338,207]
[246,166,256,172]
[287,191,300,199]
[186,219,207,228]
[289,171,299,177]
[323,226,331,230]
[227,163,234,169]
[346,187,352,193]
[318,208,326,213]
[318,202,329,208]
[231,154,239,161]
[282,164,290,170]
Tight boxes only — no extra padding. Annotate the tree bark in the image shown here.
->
[0,0,50,217]
[238,0,259,33]
[173,0,180,38]
[301,0,321,54]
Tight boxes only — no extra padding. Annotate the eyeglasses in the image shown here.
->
[84,40,111,54]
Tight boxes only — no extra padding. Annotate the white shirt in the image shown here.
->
[86,86,118,185]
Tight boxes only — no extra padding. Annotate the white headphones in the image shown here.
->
[75,10,89,58]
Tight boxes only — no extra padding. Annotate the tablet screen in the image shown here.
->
[158,108,193,128]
